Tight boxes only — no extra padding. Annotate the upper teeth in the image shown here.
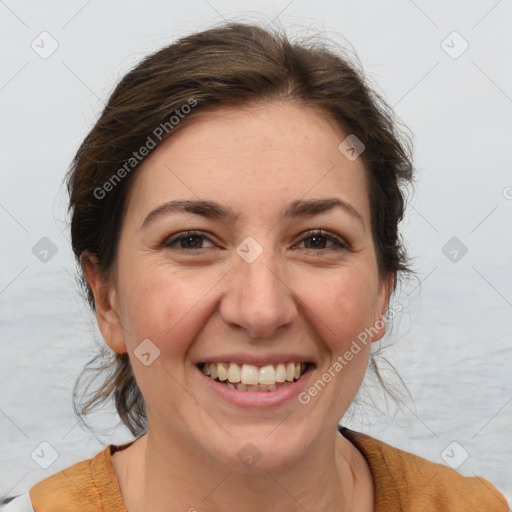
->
[201,362,307,385]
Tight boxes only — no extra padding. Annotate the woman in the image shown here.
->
[5,21,508,512]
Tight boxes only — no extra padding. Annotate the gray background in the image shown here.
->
[1,0,511,504]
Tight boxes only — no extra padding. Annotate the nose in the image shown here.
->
[219,248,298,339]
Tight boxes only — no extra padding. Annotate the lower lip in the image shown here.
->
[197,365,314,408]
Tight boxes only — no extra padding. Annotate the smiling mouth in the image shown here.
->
[198,361,312,392]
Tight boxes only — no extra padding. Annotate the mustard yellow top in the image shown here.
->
[28,427,509,511]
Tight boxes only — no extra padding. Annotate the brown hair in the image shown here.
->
[68,21,414,438]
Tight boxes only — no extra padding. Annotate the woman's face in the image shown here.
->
[91,101,393,471]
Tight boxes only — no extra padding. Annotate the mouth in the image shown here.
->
[197,361,313,392]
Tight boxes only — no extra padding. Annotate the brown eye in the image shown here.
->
[297,230,348,251]
[162,231,214,250]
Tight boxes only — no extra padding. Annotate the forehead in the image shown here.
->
[125,101,370,225]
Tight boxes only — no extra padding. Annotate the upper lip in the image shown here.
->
[196,353,317,367]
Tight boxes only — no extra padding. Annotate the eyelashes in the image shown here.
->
[162,231,215,251]
[160,229,350,253]
[298,230,349,251]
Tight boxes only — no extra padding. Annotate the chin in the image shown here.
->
[205,427,311,474]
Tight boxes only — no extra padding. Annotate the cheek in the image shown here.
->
[293,270,378,416]
[117,260,218,357]
[116,264,217,404]
[298,268,378,348]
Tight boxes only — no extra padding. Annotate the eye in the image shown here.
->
[295,230,349,251]
[161,231,215,251]
[160,229,349,253]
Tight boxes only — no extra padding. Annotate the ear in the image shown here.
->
[80,252,128,354]
[371,272,395,343]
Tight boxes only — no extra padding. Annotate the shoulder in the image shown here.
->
[339,426,509,511]
[27,442,131,512]
[28,450,104,512]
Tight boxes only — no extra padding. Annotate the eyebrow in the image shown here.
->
[141,198,365,230]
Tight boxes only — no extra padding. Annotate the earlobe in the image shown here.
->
[80,252,128,354]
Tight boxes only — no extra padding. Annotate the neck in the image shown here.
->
[121,423,361,512]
